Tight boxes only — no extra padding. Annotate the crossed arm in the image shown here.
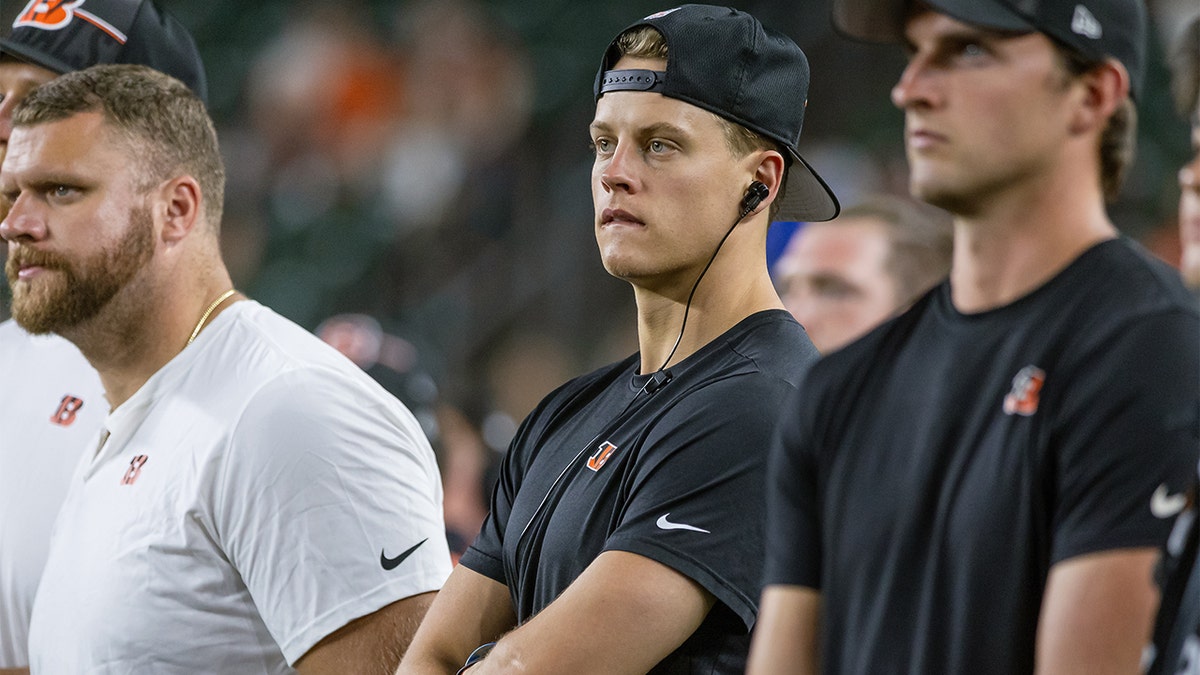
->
[398,550,715,674]
[295,591,438,675]
[746,547,1161,675]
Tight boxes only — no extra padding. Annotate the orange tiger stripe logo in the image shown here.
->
[1003,365,1045,416]
[15,0,84,30]
[14,0,127,43]
[587,441,617,472]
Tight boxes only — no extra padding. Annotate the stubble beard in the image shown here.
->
[6,205,156,335]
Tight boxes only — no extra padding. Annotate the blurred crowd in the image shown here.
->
[2,0,1197,555]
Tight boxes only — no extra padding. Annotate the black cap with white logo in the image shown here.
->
[594,4,840,222]
[0,0,207,104]
[832,0,1146,100]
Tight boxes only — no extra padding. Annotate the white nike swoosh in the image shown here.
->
[656,513,710,533]
[1150,484,1188,519]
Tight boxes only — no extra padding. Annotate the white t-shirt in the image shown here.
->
[0,320,106,668]
[27,301,452,673]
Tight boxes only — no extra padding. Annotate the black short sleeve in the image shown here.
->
[1050,310,1200,563]
[762,384,822,590]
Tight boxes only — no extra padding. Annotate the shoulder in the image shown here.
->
[722,310,818,384]
[198,304,429,462]
[1051,239,1199,363]
[1071,238,1197,315]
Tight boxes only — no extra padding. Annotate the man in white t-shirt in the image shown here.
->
[0,2,209,671]
[1,64,451,673]
[0,322,103,671]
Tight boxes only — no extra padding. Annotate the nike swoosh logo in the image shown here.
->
[1150,484,1188,519]
[656,513,709,533]
[381,538,428,571]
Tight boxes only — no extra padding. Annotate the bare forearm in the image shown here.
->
[397,567,516,675]
[0,667,31,675]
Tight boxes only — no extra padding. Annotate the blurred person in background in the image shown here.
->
[1175,10,1200,294]
[0,2,206,672]
[2,64,450,673]
[751,0,1199,672]
[774,194,951,352]
[398,5,837,673]
[1145,10,1200,675]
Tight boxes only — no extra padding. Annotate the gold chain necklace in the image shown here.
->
[187,289,237,346]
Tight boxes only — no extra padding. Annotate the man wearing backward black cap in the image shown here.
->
[751,0,1199,673]
[0,2,205,673]
[400,4,837,673]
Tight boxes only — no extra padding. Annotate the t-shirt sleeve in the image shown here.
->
[1050,310,1200,564]
[762,382,823,591]
[600,376,793,631]
[214,369,453,665]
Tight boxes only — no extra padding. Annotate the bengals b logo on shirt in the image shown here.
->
[1003,366,1046,417]
[50,394,85,427]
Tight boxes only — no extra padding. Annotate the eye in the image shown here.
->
[954,40,989,62]
[590,137,613,156]
[649,140,667,153]
[47,185,80,201]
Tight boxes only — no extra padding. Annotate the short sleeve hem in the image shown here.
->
[460,546,507,585]
[280,571,446,664]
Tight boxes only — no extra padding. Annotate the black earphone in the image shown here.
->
[739,180,770,219]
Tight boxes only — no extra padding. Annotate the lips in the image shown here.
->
[906,126,947,151]
[601,208,644,226]
[5,248,66,284]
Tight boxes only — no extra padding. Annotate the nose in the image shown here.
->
[599,141,639,195]
[0,193,47,243]
[1181,154,1200,194]
[891,56,938,110]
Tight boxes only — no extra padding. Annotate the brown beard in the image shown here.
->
[6,205,156,334]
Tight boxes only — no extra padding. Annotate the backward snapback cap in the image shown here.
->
[594,4,840,222]
[831,0,1146,99]
[0,0,208,104]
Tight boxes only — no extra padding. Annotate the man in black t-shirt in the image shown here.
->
[748,1,1200,674]
[399,5,838,674]
[1146,10,1200,675]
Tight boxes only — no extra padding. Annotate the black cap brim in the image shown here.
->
[779,150,840,222]
[833,0,1033,43]
[0,37,74,74]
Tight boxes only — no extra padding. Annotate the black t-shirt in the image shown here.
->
[765,238,1200,674]
[1146,468,1200,675]
[462,310,817,674]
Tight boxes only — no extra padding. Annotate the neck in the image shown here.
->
[947,172,1115,313]
[633,256,781,374]
[66,271,239,409]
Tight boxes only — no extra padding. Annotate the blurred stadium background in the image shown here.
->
[1,1,1195,527]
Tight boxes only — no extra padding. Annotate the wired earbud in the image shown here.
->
[655,179,772,374]
[740,180,769,219]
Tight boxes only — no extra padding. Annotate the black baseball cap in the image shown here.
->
[0,0,207,104]
[594,4,840,222]
[832,0,1146,99]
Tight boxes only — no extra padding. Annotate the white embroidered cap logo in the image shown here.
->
[1070,4,1102,40]
[1150,483,1187,519]
[643,7,682,20]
